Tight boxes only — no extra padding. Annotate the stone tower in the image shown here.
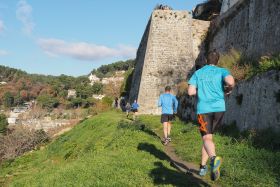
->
[129,10,195,114]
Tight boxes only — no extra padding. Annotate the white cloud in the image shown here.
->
[0,19,5,33]
[16,0,34,35]
[0,50,9,56]
[37,38,136,61]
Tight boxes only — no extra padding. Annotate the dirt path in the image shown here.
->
[52,127,73,137]
[152,129,220,187]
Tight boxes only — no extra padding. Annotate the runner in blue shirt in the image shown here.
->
[158,86,178,145]
[188,50,235,181]
[131,100,139,121]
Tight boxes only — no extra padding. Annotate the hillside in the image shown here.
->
[0,111,201,186]
[90,59,135,78]
[1,111,279,186]
[0,59,135,110]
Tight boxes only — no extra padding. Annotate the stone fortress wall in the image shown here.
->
[208,0,280,130]
[130,0,280,130]
[209,0,280,59]
[129,10,196,114]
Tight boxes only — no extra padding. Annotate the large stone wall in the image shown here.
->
[178,0,280,131]
[209,0,280,59]
[129,20,151,104]
[220,0,241,14]
[225,70,280,130]
[130,10,194,114]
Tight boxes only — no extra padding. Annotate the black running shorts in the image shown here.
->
[161,114,175,123]
[131,109,138,113]
[197,112,224,136]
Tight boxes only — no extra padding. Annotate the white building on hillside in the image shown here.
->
[88,74,100,85]
[0,81,7,85]
[92,94,105,100]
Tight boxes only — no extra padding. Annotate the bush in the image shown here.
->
[218,49,253,81]
[248,55,280,78]
[219,49,280,81]
[0,114,8,134]
[37,94,59,110]
[92,82,103,94]
[0,127,49,162]
[177,81,188,96]
[3,92,14,108]
[102,96,113,107]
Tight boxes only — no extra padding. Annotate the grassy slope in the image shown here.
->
[0,111,203,187]
[140,115,280,187]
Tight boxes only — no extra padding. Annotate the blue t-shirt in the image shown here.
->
[131,103,139,110]
[189,65,230,114]
[158,93,178,114]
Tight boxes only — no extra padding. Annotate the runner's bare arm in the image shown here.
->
[224,75,235,95]
[188,85,197,96]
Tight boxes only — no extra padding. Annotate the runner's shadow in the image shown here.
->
[138,142,169,160]
[137,143,210,186]
[150,162,209,187]
[133,121,161,140]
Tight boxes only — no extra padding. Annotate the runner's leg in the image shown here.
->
[202,134,216,158]
[163,122,168,139]
[167,122,171,137]
[201,145,209,166]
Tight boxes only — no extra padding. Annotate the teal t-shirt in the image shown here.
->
[189,65,230,114]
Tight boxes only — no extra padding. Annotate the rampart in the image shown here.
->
[129,10,195,114]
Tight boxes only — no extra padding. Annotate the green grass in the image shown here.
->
[0,111,205,187]
[139,115,280,187]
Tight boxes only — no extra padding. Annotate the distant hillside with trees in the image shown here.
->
[0,59,135,111]
[91,59,135,78]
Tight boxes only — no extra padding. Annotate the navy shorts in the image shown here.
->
[197,112,224,136]
[131,109,138,113]
[161,114,175,123]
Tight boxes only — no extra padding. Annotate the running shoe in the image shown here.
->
[199,165,208,176]
[210,156,222,181]
[163,138,169,145]
[167,136,171,142]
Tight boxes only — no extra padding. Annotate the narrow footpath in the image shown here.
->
[149,124,220,187]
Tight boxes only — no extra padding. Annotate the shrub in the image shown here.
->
[3,92,14,108]
[92,82,103,94]
[37,94,59,110]
[177,81,188,96]
[218,49,280,81]
[218,49,253,81]
[0,127,49,162]
[0,114,8,134]
[102,96,113,107]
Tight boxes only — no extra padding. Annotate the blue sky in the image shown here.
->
[0,0,203,76]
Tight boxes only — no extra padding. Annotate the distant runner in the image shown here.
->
[125,102,131,118]
[188,50,235,181]
[131,100,139,121]
[158,86,178,145]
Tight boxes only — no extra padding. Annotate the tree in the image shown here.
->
[0,114,8,134]
[92,83,103,94]
[37,94,59,110]
[14,92,24,106]
[69,98,84,108]
[3,92,14,108]
[76,85,94,99]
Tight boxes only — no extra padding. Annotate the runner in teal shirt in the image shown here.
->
[189,65,230,114]
[188,50,235,181]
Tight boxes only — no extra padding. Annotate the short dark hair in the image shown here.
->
[207,50,220,65]
[165,86,171,91]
